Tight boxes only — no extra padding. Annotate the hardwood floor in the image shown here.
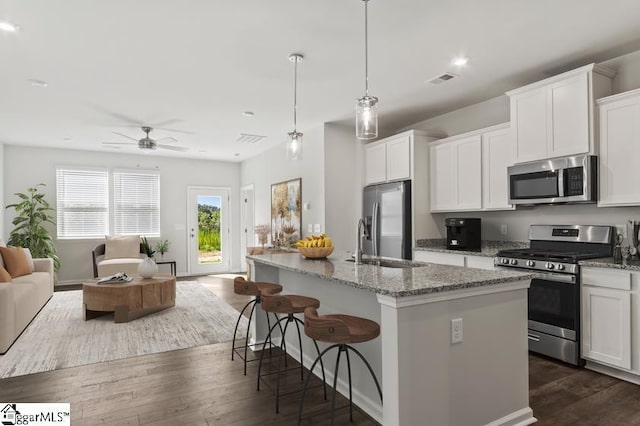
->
[5,275,640,425]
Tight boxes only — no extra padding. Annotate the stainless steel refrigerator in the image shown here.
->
[362,180,412,259]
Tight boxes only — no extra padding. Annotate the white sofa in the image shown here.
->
[0,257,54,354]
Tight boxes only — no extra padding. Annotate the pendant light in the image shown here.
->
[287,53,304,160]
[356,0,378,140]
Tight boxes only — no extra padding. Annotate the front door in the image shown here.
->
[187,186,230,274]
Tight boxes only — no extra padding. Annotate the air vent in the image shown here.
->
[236,133,267,144]
[428,72,458,85]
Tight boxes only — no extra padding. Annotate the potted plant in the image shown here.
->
[138,236,158,278]
[155,239,170,258]
[5,184,60,271]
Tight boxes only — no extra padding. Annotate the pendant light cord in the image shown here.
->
[364,0,369,96]
[293,57,298,132]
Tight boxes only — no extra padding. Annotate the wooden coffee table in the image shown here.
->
[83,274,176,323]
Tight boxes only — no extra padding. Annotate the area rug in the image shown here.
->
[0,282,247,379]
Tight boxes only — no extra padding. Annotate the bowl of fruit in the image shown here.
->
[296,234,334,259]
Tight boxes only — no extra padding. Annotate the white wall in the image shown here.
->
[324,123,363,251]
[404,48,640,243]
[0,143,4,240]
[4,145,241,283]
[240,124,325,246]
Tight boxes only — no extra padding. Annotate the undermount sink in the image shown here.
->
[346,257,423,269]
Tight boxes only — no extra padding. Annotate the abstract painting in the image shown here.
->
[271,178,302,247]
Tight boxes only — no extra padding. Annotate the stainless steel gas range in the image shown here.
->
[495,225,614,365]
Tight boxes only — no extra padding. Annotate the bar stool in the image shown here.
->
[231,277,283,375]
[257,290,327,413]
[298,307,383,425]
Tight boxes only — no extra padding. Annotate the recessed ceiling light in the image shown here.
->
[242,111,255,117]
[234,153,240,157]
[63,137,72,141]
[198,150,207,153]
[452,56,469,67]
[0,21,20,32]
[28,79,48,87]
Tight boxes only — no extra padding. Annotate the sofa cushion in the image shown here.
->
[0,246,32,278]
[13,272,51,307]
[97,258,144,277]
[0,265,11,282]
[22,248,35,272]
[104,235,140,260]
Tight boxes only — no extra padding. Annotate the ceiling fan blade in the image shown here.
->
[90,104,144,126]
[102,142,136,146]
[112,131,139,142]
[157,144,188,152]
[155,136,178,143]
[151,118,183,128]
[152,127,195,135]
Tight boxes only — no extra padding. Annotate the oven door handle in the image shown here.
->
[528,333,541,342]
[531,271,576,284]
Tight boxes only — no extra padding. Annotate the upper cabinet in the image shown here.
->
[597,88,640,207]
[507,63,614,163]
[430,123,514,212]
[364,133,411,185]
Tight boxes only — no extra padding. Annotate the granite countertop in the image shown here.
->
[414,239,529,257]
[247,250,531,298]
[580,257,640,271]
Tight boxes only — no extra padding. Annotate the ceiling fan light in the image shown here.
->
[287,131,303,161]
[356,95,378,140]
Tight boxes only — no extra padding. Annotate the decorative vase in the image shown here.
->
[138,257,158,279]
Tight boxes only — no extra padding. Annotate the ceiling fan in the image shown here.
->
[102,126,188,152]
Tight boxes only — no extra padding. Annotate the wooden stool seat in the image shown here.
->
[308,312,380,344]
[298,307,382,425]
[231,277,283,375]
[261,294,320,314]
[234,277,283,296]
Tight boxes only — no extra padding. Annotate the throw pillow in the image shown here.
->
[0,265,11,282]
[22,248,35,272]
[104,235,141,260]
[0,246,32,278]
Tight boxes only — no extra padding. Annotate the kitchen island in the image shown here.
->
[247,251,534,426]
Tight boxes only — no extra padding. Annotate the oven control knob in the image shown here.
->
[501,258,509,265]
[557,264,565,271]
[545,262,555,270]
[509,259,517,265]
[526,260,535,267]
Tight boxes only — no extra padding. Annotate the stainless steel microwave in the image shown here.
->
[508,155,597,205]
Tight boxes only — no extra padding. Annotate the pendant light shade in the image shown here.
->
[287,53,304,161]
[356,0,378,140]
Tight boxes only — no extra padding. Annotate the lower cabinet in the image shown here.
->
[413,250,495,271]
[581,267,634,371]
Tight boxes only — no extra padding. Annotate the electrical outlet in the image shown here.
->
[308,224,313,233]
[451,318,463,344]
[500,224,508,236]
[314,224,321,233]
[616,224,627,240]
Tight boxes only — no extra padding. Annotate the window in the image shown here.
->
[56,168,109,239]
[113,170,160,237]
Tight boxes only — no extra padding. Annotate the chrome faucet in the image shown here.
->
[355,218,365,264]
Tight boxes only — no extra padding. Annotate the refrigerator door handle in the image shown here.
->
[372,202,379,257]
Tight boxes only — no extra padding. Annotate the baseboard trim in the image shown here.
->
[585,361,640,385]
[484,407,537,426]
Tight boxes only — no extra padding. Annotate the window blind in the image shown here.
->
[113,170,160,237]
[56,168,109,239]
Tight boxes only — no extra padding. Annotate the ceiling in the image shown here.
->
[1,0,640,162]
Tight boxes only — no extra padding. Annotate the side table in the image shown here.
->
[156,259,176,275]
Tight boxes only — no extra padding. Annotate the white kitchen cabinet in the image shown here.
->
[430,135,481,212]
[481,124,515,211]
[430,123,513,212]
[364,133,411,185]
[364,143,387,185]
[581,267,634,372]
[507,63,614,163]
[413,250,495,271]
[582,285,631,369]
[597,88,640,207]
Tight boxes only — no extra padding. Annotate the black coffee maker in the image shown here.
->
[446,218,481,251]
